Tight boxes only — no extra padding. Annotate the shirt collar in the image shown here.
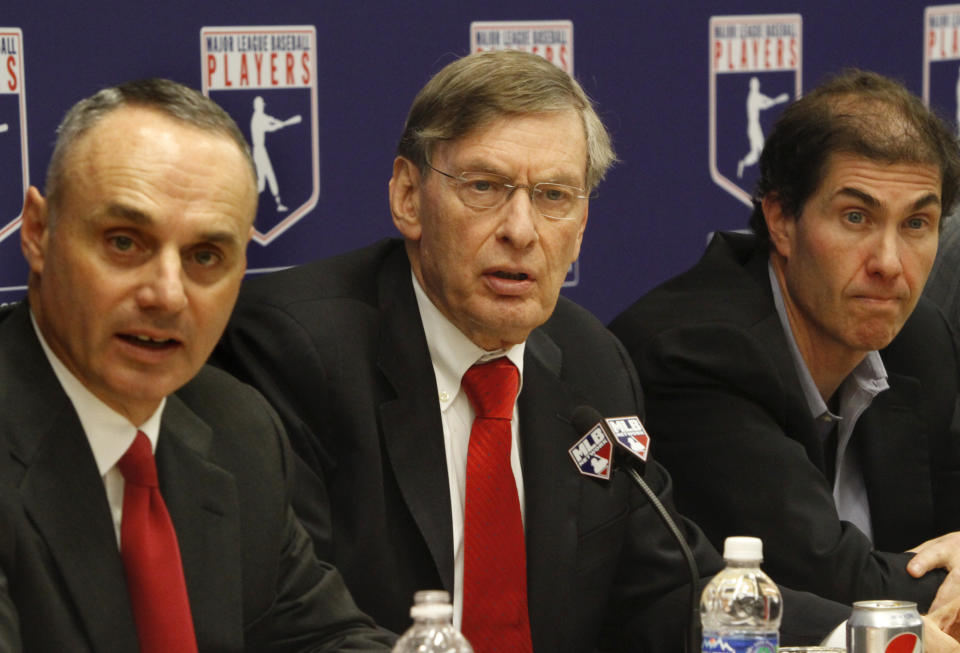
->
[768,260,887,420]
[411,271,525,409]
[30,310,165,477]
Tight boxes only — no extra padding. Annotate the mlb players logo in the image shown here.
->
[470,20,573,74]
[201,25,318,245]
[568,422,613,480]
[604,416,650,462]
[923,4,960,130]
[709,14,802,207]
[0,28,27,245]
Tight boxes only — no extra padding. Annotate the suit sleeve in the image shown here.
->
[213,299,337,560]
[244,392,395,652]
[615,318,943,610]
[0,498,21,653]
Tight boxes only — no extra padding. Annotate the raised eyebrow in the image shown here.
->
[196,230,242,247]
[101,203,152,225]
[833,187,880,209]
[909,192,941,212]
[457,160,511,178]
[832,188,941,214]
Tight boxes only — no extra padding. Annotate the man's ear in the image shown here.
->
[389,156,423,241]
[21,186,50,276]
[762,193,794,260]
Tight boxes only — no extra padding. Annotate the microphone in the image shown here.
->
[570,405,701,653]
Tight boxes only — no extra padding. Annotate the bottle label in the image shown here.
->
[702,633,778,653]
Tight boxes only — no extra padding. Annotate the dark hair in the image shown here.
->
[397,49,616,190]
[749,69,960,246]
[46,78,255,218]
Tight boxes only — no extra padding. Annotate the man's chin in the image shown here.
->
[98,368,195,418]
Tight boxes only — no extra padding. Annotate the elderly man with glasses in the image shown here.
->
[214,50,853,652]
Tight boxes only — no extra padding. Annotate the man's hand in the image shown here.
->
[908,531,960,611]
[925,615,960,653]
[926,594,960,650]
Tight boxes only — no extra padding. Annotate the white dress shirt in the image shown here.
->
[31,312,164,549]
[411,273,526,630]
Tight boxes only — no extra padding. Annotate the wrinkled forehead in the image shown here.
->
[59,107,258,223]
[436,110,589,177]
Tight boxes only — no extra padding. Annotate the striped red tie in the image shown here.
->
[118,431,198,653]
[460,358,533,653]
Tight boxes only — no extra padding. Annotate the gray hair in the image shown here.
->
[397,50,616,190]
[45,78,255,217]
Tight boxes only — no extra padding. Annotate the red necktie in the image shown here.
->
[118,431,198,653]
[460,358,533,653]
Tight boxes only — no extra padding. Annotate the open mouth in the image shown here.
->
[119,334,180,350]
[493,271,529,281]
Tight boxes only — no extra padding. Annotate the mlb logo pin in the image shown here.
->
[568,422,613,480]
[923,4,960,128]
[201,25,319,246]
[0,27,27,245]
[604,416,650,462]
[709,14,802,207]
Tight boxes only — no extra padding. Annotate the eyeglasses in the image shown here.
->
[427,164,594,221]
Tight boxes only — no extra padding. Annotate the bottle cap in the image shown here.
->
[410,589,454,620]
[723,536,763,562]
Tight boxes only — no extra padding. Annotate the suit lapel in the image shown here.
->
[157,396,243,650]
[520,329,582,652]
[740,251,838,473]
[3,305,140,651]
[857,373,933,550]
[376,249,455,592]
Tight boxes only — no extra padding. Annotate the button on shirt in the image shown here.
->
[32,314,165,548]
[769,262,888,542]
[411,273,526,630]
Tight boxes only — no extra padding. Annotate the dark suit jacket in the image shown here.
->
[0,302,393,652]
[0,534,18,653]
[610,231,960,611]
[214,238,850,652]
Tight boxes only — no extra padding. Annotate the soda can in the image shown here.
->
[847,600,923,653]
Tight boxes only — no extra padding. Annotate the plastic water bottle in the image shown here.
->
[701,536,782,653]
[392,590,474,653]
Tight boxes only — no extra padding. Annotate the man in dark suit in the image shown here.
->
[0,78,392,651]
[611,70,960,616]
[214,50,861,652]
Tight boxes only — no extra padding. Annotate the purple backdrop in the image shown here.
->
[1,1,953,324]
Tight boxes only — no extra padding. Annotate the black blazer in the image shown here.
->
[215,239,850,652]
[0,302,393,652]
[610,231,960,611]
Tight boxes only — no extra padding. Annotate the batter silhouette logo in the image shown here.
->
[923,4,960,133]
[709,14,801,207]
[0,28,27,245]
[201,25,318,246]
